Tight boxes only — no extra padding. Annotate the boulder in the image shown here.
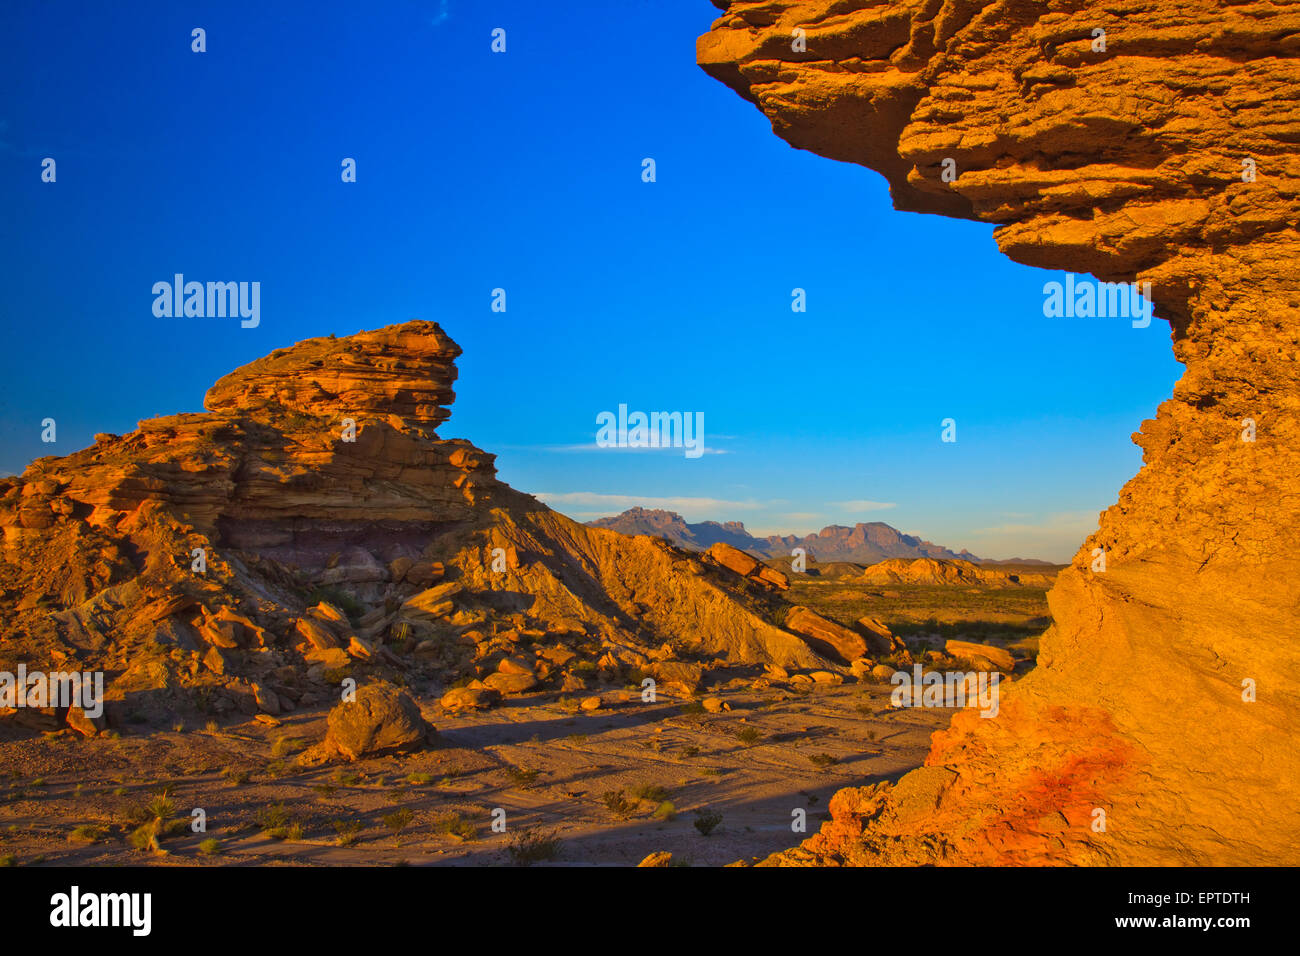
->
[295,616,343,650]
[400,582,463,623]
[304,646,352,670]
[317,682,431,761]
[497,656,535,677]
[483,671,538,695]
[708,542,760,578]
[855,616,903,656]
[754,566,790,591]
[65,705,104,738]
[346,634,376,660]
[945,640,1015,673]
[310,601,352,628]
[196,615,242,649]
[203,645,234,675]
[784,606,867,664]
[388,556,415,583]
[440,685,500,711]
[651,661,703,694]
[405,561,445,587]
[539,645,576,666]
[707,542,789,591]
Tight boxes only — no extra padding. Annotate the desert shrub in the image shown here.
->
[505,766,539,788]
[69,824,106,843]
[433,812,477,842]
[652,801,677,821]
[507,827,561,865]
[693,808,723,837]
[271,736,302,758]
[331,818,363,846]
[255,802,304,841]
[383,808,414,839]
[602,790,637,819]
[630,784,671,803]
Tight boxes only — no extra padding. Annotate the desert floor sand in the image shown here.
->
[0,679,952,866]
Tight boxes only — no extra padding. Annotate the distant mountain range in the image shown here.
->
[585,507,1053,566]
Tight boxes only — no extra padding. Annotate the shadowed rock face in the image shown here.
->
[700,0,1300,864]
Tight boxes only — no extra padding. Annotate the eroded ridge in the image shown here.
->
[0,322,897,746]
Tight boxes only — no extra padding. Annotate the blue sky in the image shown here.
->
[0,0,1182,562]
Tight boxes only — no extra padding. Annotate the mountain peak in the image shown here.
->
[586,508,1003,564]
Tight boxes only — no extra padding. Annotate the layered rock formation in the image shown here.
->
[861,557,1056,588]
[0,321,891,736]
[700,0,1300,864]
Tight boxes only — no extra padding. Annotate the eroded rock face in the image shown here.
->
[206,322,462,438]
[700,1,1300,864]
[0,321,858,734]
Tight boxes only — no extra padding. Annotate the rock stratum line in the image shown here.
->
[699,0,1300,865]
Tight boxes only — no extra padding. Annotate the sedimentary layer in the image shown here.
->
[0,322,879,736]
[700,0,1300,864]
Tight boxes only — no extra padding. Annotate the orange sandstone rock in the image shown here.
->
[700,0,1300,865]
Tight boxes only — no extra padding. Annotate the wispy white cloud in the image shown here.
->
[973,510,1098,536]
[829,499,897,512]
[535,492,765,518]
